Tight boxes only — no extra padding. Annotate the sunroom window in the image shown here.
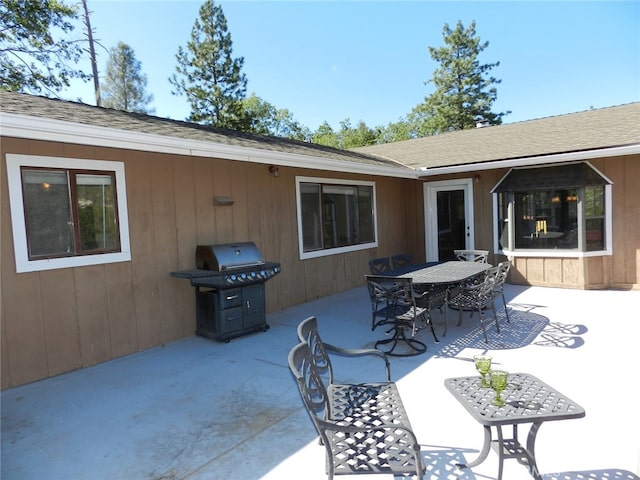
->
[493,162,611,255]
[296,177,377,259]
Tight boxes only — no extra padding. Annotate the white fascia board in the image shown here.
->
[417,144,640,177]
[0,112,417,179]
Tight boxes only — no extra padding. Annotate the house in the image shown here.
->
[1,91,638,389]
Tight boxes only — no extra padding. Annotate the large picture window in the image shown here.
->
[296,177,377,259]
[7,154,131,272]
[493,162,612,256]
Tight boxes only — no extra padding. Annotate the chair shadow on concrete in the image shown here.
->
[420,445,480,480]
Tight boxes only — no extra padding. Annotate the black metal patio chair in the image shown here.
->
[391,253,413,272]
[365,275,437,356]
[454,249,489,263]
[368,257,392,275]
[447,266,501,343]
[492,260,512,323]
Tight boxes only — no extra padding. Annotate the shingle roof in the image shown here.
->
[0,91,407,171]
[2,92,638,173]
[353,102,640,169]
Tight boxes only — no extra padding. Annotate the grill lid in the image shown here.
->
[196,242,265,271]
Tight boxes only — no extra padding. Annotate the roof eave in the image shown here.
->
[416,144,640,177]
[0,112,419,179]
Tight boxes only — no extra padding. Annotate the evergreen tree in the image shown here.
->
[169,0,247,129]
[101,41,153,113]
[417,20,509,134]
[0,0,90,94]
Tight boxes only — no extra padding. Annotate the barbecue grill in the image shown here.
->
[171,242,281,342]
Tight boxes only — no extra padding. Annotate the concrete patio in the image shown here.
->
[2,283,640,480]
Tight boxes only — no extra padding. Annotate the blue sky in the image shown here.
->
[64,0,640,131]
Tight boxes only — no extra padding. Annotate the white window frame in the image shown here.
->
[295,176,378,260]
[6,154,132,272]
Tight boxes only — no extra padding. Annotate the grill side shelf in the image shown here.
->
[170,269,217,279]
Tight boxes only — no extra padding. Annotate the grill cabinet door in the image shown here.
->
[242,284,265,329]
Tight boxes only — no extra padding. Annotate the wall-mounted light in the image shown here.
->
[474,174,481,183]
[268,165,279,177]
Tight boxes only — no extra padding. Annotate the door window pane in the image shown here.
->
[437,190,465,261]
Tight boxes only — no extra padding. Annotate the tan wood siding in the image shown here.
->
[40,268,81,374]
[2,138,638,388]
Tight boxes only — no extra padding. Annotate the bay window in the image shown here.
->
[493,162,611,255]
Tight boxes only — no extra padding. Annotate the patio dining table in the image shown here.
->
[397,261,492,336]
[398,260,491,286]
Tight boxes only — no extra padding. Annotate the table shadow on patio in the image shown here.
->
[436,307,587,357]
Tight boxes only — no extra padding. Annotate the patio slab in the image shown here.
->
[2,284,640,480]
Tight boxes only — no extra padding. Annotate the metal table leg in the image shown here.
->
[457,422,543,480]
[496,425,506,480]
[526,422,542,480]
[456,425,492,469]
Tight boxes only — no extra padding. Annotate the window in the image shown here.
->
[296,177,377,259]
[493,162,612,257]
[7,154,131,272]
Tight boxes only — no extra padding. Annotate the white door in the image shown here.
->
[423,179,475,262]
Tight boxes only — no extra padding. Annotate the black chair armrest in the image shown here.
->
[322,341,391,382]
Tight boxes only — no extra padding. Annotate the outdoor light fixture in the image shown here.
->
[268,165,279,177]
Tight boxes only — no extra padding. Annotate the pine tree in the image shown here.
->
[169,0,247,129]
[416,20,509,134]
[101,42,153,113]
